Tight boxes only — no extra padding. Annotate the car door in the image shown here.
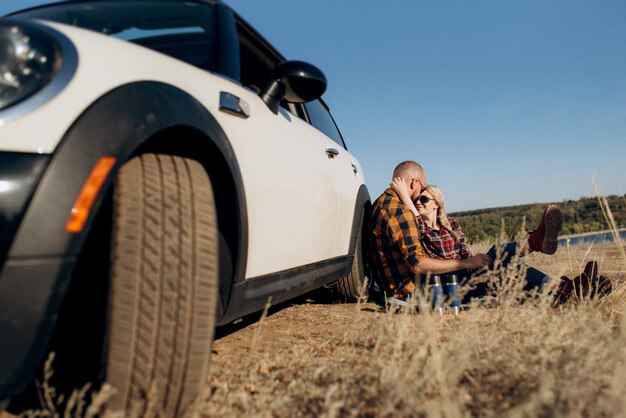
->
[223,105,342,279]
[304,99,365,256]
[212,24,341,280]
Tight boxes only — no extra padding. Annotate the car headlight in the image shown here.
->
[0,21,63,111]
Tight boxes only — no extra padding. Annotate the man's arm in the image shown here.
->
[413,254,491,275]
[389,205,424,270]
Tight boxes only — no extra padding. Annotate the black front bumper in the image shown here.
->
[0,256,76,395]
[0,152,53,397]
[0,153,50,267]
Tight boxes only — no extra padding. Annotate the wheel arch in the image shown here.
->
[348,184,372,256]
[2,81,245,400]
[332,183,371,301]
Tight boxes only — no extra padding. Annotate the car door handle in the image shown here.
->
[325,147,339,159]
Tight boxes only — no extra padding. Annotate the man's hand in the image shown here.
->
[462,253,492,270]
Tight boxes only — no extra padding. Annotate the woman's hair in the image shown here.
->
[422,184,462,239]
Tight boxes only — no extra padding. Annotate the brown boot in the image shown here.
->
[554,261,612,305]
[528,205,563,255]
[572,261,612,300]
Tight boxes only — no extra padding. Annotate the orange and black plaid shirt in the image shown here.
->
[368,188,425,299]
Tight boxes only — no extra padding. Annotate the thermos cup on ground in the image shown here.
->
[428,276,444,316]
[443,274,461,316]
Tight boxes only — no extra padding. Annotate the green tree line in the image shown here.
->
[450,195,626,244]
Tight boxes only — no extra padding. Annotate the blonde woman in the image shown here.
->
[396,183,473,260]
[391,178,610,303]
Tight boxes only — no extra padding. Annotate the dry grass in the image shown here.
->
[3,353,115,418]
[6,244,625,418]
[203,241,626,418]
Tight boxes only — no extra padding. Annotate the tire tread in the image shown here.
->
[108,154,217,417]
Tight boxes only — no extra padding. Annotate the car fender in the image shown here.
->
[348,184,371,257]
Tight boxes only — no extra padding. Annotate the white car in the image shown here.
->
[0,1,369,416]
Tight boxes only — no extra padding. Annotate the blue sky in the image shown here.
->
[3,0,625,212]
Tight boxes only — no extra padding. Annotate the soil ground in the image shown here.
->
[202,289,386,417]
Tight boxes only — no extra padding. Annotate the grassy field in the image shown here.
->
[6,240,625,418]
[202,241,626,418]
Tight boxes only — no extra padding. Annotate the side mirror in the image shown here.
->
[259,60,327,114]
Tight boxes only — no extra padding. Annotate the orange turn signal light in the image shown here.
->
[65,156,117,233]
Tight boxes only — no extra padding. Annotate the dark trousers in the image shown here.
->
[460,242,550,302]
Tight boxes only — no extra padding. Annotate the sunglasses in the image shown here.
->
[415,195,432,205]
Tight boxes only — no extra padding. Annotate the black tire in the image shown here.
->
[335,209,368,302]
[107,154,218,417]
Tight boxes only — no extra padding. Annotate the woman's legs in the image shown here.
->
[462,242,550,302]
[485,204,564,263]
[461,263,549,302]
[460,205,564,303]
[486,242,520,267]
[522,265,550,291]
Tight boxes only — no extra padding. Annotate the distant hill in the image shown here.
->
[449,195,626,244]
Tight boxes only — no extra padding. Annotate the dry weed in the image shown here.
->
[204,238,626,418]
[11,353,116,418]
[7,238,625,417]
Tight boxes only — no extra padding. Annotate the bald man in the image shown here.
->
[368,160,491,300]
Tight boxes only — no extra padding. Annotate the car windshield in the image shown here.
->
[9,1,215,70]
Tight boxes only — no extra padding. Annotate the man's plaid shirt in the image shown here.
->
[417,217,472,260]
[368,188,425,298]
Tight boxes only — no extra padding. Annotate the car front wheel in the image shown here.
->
[107,153,217,417]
